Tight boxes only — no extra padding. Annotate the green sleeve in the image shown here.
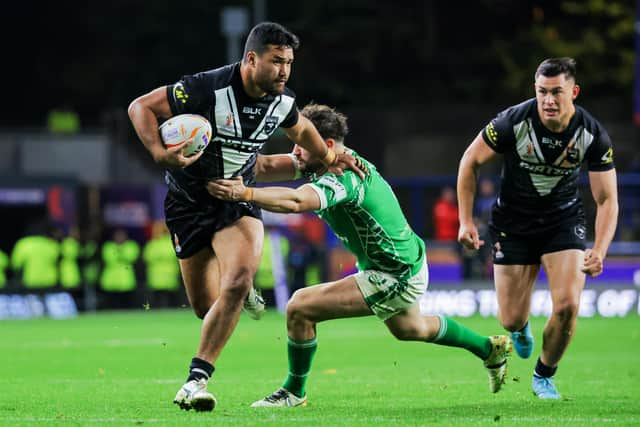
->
[307,171,362,211]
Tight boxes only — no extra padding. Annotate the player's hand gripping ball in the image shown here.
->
[159,114,212,157]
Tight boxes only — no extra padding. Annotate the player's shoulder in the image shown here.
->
[495,98,536,123]
[281,86,296,100]
[574,104,608,135]
[185,62,239,90]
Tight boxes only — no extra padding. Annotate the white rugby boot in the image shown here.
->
[251,388,307,408]
[173,378,216,411]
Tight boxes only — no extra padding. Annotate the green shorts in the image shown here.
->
[354,257,429,320]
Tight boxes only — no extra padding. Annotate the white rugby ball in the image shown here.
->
[159,114,212,157]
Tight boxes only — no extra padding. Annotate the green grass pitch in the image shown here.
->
[1,309,639,426]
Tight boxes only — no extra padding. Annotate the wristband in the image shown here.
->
[242,187,254,201]
[320,148,337,166]
[287,153,303,179]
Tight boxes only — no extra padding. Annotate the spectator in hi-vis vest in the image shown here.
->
[143,222,181,308]
[11,225,60,288]
[0,249,8,288]
[60,231,81,289]
[99,228,140,309]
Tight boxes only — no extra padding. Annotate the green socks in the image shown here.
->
[431,315,492,360]
[282,336,317,398]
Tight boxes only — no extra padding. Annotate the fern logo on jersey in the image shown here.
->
[574,225,586,240]
[263,116,279,135]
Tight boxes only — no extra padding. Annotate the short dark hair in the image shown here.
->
[243,22,300,58]
[301,103,349,143]
[535,57,577,81]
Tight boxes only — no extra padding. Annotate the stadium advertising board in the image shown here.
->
[419,288,639,318]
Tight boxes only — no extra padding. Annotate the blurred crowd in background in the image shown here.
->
[0,1,638,312]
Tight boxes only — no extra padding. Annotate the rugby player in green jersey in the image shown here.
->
[207,103,513,407]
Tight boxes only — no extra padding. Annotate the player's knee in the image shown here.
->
[499,315,528,332]
[553,300,579,322]
[286,289,311,323]
[221,268,254,301]
[192,302,212,319]
[389,325,419,341]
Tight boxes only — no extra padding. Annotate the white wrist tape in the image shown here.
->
[288,153,303,179]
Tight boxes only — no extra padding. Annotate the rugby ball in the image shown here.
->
[159,114,212,157]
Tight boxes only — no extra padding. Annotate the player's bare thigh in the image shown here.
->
[494,264,540,330]
[211,216,264,295]
[287,275,373,325]
[179,246,220,319]
[179,216,264,318]
[541,249,585,311]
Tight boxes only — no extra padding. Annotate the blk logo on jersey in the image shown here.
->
[541,137,563,148]
[242,106,263,116]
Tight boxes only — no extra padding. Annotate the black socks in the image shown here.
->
[187,357,214,382]
[534,357,557,378]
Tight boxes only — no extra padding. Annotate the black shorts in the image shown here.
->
[488,222,587,265]
[164,191,262,259]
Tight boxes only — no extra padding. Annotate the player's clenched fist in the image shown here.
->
[581,248,604,277]
[458,222,484,250]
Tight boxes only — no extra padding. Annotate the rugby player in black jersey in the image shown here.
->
[457,57,618,399]
[128,22,364,411]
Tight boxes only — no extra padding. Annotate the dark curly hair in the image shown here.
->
[300,103,349,144]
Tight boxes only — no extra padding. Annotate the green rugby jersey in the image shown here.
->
[307,151,425,279]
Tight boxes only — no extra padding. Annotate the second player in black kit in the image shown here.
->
[482,97,614,264]
[457,57,618,400]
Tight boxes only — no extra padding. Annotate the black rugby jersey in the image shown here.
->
[481,98,614,235]
[165,62,299,204]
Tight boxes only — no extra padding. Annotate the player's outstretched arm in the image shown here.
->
[206,176,320,213]
[582,169,619,277]
[457,133,499,250]
[283,115,366,180]
[128,87,203,169]
[254,154,301,182]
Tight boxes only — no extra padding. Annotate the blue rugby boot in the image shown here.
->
[510,322,534,359]
[532,375,560,399]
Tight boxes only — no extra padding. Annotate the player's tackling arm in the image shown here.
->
[457,133,499,250]
[283,115,366,180]
[254,154,301,182]
[206,177,320,213]
[582,169,618,277]
[127,87,202,169]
